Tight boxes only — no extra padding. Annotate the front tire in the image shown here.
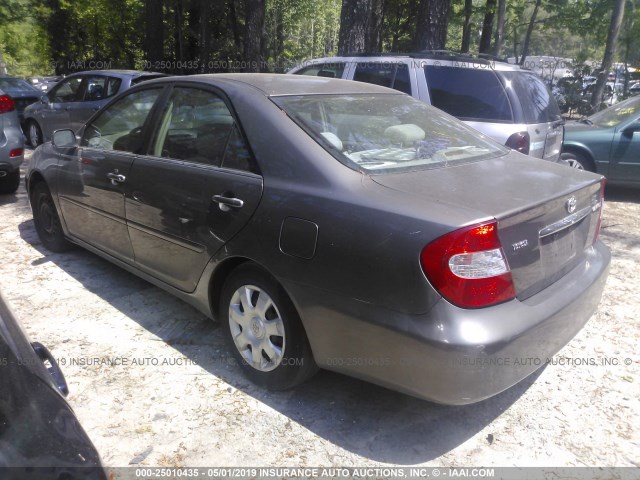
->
[561,152,593,172]
[0,169,20,194]
[28,120,43,147]
[220,264,317,390]
[31,183,72,252]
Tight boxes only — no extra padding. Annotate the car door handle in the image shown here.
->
[212,195,244,209]
[107,171,126,184]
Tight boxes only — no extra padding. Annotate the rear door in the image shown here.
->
[57,87,165,262]
[125,85,263,292]
[70,75,122,130]
[608,115,640,183]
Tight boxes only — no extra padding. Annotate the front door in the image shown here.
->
[125,86,263,292]
[608,115,640,184]
[42,76,84,139]
[56,87,165,262]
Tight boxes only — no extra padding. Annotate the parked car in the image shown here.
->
[0,77,42,128]
[289,52,565,162]
[26,74,610,405]
[562,96,640,184]
[629,82,640,97]
[0,292,107,478]
[23,69,166,147]
[0,89,24,194]
[27,75,64,93]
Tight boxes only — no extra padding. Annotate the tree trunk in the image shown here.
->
[492,0,506,57]
[478,0,496,54]
[591,0,625,111]
[144,0,164,65]
[367,0,384,52]
[460,0,473,53]
[199,0,210,73]
[244,0,265,72]
[519,0,541,66]
[338,0,371,55]
[414,0,451,51]
[174,0,184,68]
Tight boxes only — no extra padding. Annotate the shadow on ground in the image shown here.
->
[17,216,538,464]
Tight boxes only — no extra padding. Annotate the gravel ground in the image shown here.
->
[0,153,638,470]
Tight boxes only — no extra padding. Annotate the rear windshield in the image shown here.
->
[501,71,561,124]
[424,66,513,122]
[0,78,36,92]
[273,93,506,174]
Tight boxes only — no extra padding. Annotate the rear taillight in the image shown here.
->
[9,148,23,158]
[592,179,606,244]
[420,221,516,308]
[0,95,16,114]
[505,131,530,155]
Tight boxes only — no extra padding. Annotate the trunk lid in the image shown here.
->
[371,154,604,300]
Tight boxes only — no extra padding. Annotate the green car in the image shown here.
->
[562,96,640,185]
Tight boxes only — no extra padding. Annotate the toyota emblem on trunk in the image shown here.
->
[566,196,577,213]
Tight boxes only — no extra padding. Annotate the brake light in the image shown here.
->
[592,179,606,244]
[9,148,23,158]
[0,95,16,114]
[505,131,530,155]
[420,221,516,308]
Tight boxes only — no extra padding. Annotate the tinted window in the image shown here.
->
[274,94,506,174]
[353,63,411,94]
[502,71,561,124]
[424,66,513,122]
[81,88,162,153]
[222,125,259,174]
[83,76,121,101]
[152,87,234,166]
[49,77,84,103]
[295,63,346,79]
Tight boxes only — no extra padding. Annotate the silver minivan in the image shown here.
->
[0,90,24,194]
[289,53,564,161]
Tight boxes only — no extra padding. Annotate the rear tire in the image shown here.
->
[220,264,317,391]
[28,120,43,147]
[31,182,72,252]
[0,170,20,194]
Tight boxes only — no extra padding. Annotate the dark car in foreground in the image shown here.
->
[0,77,42,128]
[0,90,24,194]
[26,74,610,404]
[562,96,640,185]
[23,69,166,147]
[0,293,106,478]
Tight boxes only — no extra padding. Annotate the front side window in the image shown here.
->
[425,66,513,122]
[294,63,346,79]
[353,63,411,94]
[273,93,506,174]
[49,77,84,103]
[81,88,162,153]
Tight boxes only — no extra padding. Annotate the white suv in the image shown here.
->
[289,53,564,162]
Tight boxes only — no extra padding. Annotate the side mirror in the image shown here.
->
[52,129,77,148]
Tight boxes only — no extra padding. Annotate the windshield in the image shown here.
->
[0,77,36,93]
[273,94,507,173]
[589,96,640,128]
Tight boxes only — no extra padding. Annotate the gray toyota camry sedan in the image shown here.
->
[25,74,610,404]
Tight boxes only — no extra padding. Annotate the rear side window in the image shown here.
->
[502,71,561,124]
[424,66,513,122]
[84,76,120,101]
[353,63,411,94]
[294,63,346,79]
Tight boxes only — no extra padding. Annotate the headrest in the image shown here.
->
[384,124,426,144]
[320,132,343,151]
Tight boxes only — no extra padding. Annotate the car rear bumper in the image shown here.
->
[288,240,610,405]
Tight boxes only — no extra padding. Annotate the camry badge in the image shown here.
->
[566,196,577,214]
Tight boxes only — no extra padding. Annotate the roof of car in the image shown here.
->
[65,70,166,78]
[183,73,401,96]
